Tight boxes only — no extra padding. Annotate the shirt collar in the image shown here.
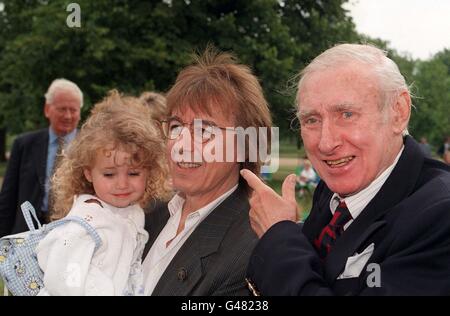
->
[167,184,239,218]
[77,194,141,219]
[49,127,77,144]
[330,145,404,219]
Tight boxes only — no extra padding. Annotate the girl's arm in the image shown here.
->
[36,222,114,296]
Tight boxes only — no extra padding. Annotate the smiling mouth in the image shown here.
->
[325,156,355,168]
[177,162,202,169]
[114,193,131,198]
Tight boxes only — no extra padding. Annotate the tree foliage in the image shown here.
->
[409,50,450,146]
[352,36,450,149]
[0,0,357,137]
[0,0,447,147]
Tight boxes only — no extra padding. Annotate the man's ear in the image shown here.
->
[83,168,93,183]
[44,103,50,119]
[391,90,411,135]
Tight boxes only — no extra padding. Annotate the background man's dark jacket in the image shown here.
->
[0,129,48,236]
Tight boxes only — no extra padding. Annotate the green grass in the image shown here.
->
[0,279,5,296]
[0,161,6,178]
[0,279,12,296]
[263,163,313,221]
[278,140,305,159]
[6,135,16,152]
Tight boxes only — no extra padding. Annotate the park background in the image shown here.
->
[0,0,449,220]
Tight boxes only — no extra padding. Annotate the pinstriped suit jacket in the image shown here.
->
[143,183,257,296]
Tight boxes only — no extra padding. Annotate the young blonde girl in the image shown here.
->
[36,90,167,296]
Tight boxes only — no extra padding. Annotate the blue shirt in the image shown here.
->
[42,128,77,212]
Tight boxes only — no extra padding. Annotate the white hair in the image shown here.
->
[45,78,83,108]
[298,44,410,107]
[297,43,411,134]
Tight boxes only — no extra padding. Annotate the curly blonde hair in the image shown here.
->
[50,90,169,220]
[139,91,167,122]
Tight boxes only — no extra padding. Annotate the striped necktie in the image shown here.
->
[314,199,352,259]
[47,136,65,214]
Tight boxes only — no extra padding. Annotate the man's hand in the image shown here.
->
[240,169,300,238]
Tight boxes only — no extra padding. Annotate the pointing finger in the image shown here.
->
[282,174,297,203]
[240,169,268,193]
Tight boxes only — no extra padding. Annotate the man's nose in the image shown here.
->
[174,127,194,154]
[62,109,72,119]
[318,120,342,154]
[170,127,199,163]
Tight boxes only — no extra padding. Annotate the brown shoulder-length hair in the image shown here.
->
[165,46,272,178]
[50,90,169,220]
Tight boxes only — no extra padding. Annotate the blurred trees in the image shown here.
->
[0,0,357,139]
[409,49,450,146]
[0,0,448,154]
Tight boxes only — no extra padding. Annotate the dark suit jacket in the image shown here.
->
[247,136,450,295]
[0,129,49,236]
[143,183,258,296]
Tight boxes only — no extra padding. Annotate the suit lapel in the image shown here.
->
[313,136,425,283]
[324,220,386,284]
[302,182,333,242]
[152,184,249,296]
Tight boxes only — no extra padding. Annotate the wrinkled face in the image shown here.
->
[45,89,81,136]
[166,106,240,200]
[298,63,405,196]
[83,148,148,208]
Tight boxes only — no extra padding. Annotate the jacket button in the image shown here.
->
[177,268,187,281]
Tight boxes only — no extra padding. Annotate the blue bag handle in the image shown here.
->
[21,201,42,231]
[20,202,102,252]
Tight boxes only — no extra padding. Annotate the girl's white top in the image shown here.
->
[36,194,149,296]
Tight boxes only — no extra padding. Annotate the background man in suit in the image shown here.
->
[0,78,83,236]
[142,47,272,296]
[241,43,450,295]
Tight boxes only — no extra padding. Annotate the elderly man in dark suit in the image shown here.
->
[241,43,450,295]
[0,78,82,236]
[142,47,272,296]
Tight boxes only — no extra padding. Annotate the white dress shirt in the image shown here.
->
[330,146,404,230]
[142,184,238,295]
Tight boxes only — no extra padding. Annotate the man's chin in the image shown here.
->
[326,181,360,197]
[55,127,73,136]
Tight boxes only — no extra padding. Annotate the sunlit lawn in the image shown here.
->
[264,163,313,222]
[0,279,7,296]
[0,161,6,179]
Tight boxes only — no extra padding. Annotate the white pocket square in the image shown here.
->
[337,243,375,279]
